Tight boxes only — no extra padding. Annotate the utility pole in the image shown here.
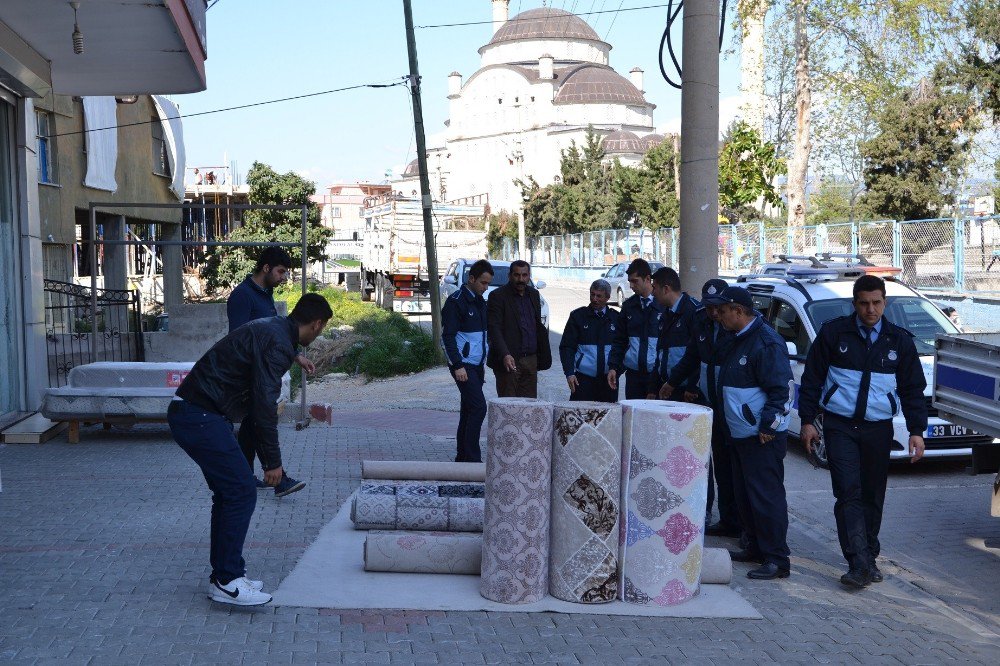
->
[678,0,720,283]
[403,0,443,351]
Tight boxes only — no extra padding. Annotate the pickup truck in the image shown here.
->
[933,332,1000,516]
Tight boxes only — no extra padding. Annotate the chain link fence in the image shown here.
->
[496,215,1000,293]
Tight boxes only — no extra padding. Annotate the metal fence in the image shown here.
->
[497,215,1000,293]
[43,279,145,388]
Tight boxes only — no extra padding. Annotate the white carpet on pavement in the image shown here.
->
[272,495,762,619]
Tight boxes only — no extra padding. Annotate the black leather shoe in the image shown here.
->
[747,563,790,580]
[728,549,765,564]
[705,522,742,538]
[840,566,872,588]
[870,563,883,583]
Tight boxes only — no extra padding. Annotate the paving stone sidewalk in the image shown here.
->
[1,417,998,665]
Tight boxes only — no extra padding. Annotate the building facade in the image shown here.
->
[393,2,663,216]
[0,0,206,420]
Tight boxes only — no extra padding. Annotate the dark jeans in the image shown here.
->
[168,400,257,584]
[570,373,619,403]
[623,369,652,400]
[707,414,741,529]
[729,432,790,570]
[452,363,486,463]
[495,354,538,398]
[237,414,258,472]
[823,414,893,569]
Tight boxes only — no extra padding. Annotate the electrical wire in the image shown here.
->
[43,77,409,139]
[657,0,729,91]
[416,3,672,29]
[604,1,627,40]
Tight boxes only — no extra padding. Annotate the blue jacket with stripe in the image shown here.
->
[798,315,927,435]
[712,316,794,440]
[559,306,620,378]
[649,292,700,393]
[441,286,488,367]
[608,294,664,375]
[665,308,732,405]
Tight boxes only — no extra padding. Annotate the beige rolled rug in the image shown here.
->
[549,402,623,603]
[361,460,487,482]
[701,547,733,585]
[480,398,554,604]
[619,400,714,606]
[364,531,482,574]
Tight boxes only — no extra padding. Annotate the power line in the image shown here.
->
[43,77,409,139]
[207,0,224,10]
[604,0,626,39]
[416,3,671,29]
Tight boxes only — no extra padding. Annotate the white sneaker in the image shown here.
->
[207,576,264,598]
[208,577,272,606]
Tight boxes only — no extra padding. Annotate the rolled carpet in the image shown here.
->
[619,400,714,606]
[480,398,553,604]
[363,531,482,574]
[361,460,487,482]
[701,548,733,585]
[549,402,623,603]
[351,491,485,532]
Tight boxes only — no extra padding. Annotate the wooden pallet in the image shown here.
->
[1,413,69,444]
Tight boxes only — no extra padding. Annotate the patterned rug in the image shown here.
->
[351,481,485,532]
[364,531,482,574]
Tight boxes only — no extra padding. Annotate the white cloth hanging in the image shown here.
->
[152,95,186,201]
[82,96,118,193]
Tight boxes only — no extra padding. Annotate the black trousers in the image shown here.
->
[623,369,652,400]
[707,414,741,529]
[823,414,893,569]
[452,363,486,463]
[570,373,619,403]
[237,413,258,471]
[730,432,790,570]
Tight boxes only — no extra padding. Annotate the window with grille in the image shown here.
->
[36,111,56,184]
[151,116,170,177]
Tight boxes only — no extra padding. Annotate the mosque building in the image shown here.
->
[394,1,664,216]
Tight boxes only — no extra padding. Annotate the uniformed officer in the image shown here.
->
[658,278,742,538]
[646,267,699,400]
[798,274,927,588]
[559,279,620,402]
[607,259,664,399]
[705,286,793,580]
[442,259,493,463]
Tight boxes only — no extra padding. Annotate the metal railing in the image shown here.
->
[43,279,145,388]
[497,215,1000,292]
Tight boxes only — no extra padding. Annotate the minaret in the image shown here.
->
[492,0,510,35]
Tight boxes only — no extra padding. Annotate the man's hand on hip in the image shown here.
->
[264,466,284,487]
[909,435,925,462]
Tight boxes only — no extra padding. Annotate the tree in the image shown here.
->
[718,121,786,222]
[807,178,874,223]
[613,139,680,230]
[738,0,773,134]
[861,80,977,277]
[485,210,520,256]
[948,0,1000,121]
[203,162,331,292]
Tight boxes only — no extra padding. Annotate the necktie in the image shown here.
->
[642,297,650,310]
[863,327,873,349]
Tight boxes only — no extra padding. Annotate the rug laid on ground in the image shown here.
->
[364,530,482,574]
[619,399,714,606]
[270,497,760,618]
[361,460,487,482]
[350,481,484,532]
[480,398,553,604]
[549,401,622,603]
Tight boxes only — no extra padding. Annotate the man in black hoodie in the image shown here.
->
[169,293,331,606]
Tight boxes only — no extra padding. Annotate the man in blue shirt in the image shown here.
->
[442,259,493,462]
[227,247,312,498]
[559,279,620,403]
[799,275,927,588]
[646,267,699,400]
[607,259,663,399]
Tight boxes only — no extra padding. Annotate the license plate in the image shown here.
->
[925,424,968,438]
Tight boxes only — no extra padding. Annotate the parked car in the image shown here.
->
[602,261,665,305]
[440,259,550,329]
[737,257,994,467]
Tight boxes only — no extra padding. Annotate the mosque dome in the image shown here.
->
[487,7,605,46]
[554,65,648,107]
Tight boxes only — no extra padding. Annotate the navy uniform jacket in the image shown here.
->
[559,306,620,378]
[798,315,927,435]
[666,308,732,405]
[712,316,794,440]
[442,286,488,367]
[227,275,278,333]
[608,293,664,374]
[648,292,700,393]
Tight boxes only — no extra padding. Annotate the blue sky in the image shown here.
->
[177,0,743,189]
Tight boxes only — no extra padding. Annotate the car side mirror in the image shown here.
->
[535,280,546,290]
[443,275,457,285]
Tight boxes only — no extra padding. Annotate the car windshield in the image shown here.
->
[804,296,959,355]
[460,265,520,287]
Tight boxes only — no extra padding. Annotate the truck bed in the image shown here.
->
[934,332,1000,437]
